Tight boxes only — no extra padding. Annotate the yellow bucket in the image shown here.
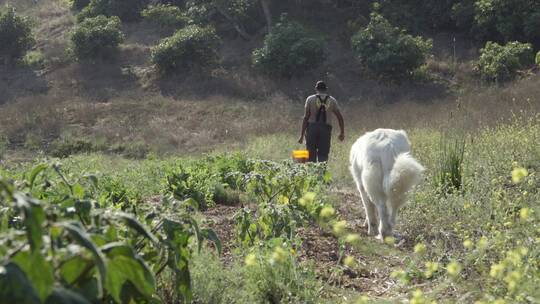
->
[292,150,309,163]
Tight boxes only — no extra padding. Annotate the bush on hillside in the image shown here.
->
[151,25,220,73]
[70,15,124,60]
[0,6,34,64]
[474,0,540,46]
[536,51,540,68]
[252,16,326,77]
[475,41,534,83]
[71,0,91,10]
[78,0,149,22]
[142,4,189,29]
[351,13,432,79]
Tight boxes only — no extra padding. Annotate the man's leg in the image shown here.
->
[305,123,318,162]
[317,125,332,162]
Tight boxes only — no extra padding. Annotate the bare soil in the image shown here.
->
[200,190,410,297]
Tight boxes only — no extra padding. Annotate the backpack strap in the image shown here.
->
[315,95,330,123]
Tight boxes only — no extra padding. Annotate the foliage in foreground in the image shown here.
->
[0,154,334,303]
[393,117,540,303]
[0,163,220,303]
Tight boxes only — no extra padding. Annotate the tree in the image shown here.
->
[70,15,124,60]
[351,13,432,79]
[151,25,220,73]
[252,15,326,77]
[0,6,34,65]
[475,41,534,83]
[78,0,149,22]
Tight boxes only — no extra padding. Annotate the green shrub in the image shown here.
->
[78,0,149,22]
[0,6,34,64]
[151,25,220,73]
[70,0,91,10]
[70,15,124,60]
[351,13,432,79]
[142,4,189,29]
[476,41,534,82]
[252,16,326,77]
[536,50,540,68]
[50,137,97,158]
[473,0,540,46]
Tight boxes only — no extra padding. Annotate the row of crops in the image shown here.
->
[0,154,340,303]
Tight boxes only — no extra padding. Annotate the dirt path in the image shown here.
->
[200,189,411,298]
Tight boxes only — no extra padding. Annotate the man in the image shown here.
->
[298,81,345,162]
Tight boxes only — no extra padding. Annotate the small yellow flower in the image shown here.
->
[344,233,361,244]
[489,263,505,278]
[332,220,348,236]
[410,289,429,304]
[511,167,528,183]
[355,295,369,304]
[245,253,257,267]
[463,239,473,249]
[477,237,488,249]
[504,271,522,291]
[384,236,395,245]
[414,243,426,255]
[319,206,335,219]
[520,207,530,220]
[343,255,356,267]
[424,261,439,278]
[446,261,462,277]
[518,247,528,256]
[270,247,287,264]
[303,192,316,202]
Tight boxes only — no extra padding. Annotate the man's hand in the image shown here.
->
[298,136,304,144]
[338,133,345,142]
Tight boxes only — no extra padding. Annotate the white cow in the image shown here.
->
[349,129,424,240]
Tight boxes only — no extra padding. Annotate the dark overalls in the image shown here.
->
[306,95,332,162]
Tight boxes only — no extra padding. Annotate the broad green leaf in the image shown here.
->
[28,163,48,190]
[167,251,192,303]
[73,183,85,199]
[182,198,199,210]
[0,263,41,304]
[105,255,156,303]
[14,194,45,251]
[58,222,107,299]
[83,174,98,188]
[45,287,91,304]
[13,251,55,302]
[60,255,92,285]
[188,216,202,253]
[117,212,159,244]
[202,228,222,256]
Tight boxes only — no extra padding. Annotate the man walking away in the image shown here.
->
[298,81,345,162]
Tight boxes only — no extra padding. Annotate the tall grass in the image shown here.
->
[433,133,466,193]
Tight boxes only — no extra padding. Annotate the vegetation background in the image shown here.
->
[0,0,539,303]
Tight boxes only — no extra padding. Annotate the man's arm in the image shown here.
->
[333,107,345,141]
[298,104,310,144]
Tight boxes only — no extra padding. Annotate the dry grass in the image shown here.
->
[1,0,538,158]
